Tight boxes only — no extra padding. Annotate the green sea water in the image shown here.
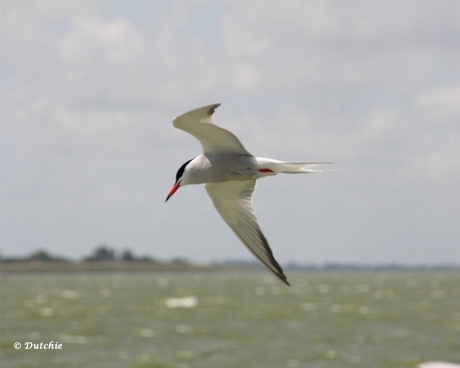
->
[1,272,459,368]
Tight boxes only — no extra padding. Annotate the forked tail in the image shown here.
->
[256,157,335,174]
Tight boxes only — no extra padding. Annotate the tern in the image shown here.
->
[166,103,331,286]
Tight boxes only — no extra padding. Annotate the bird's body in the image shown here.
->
[166,103,331,286]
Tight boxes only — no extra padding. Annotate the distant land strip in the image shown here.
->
[1,246,458,273]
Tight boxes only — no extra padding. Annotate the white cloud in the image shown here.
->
[218,1,459,95]
[60,16,144,64]
[413,83,460,120]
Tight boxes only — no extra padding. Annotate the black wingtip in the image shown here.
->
[208,103,221,116]
[277,272,290,286]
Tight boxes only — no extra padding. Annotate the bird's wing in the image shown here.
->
[173,103,251,155]
[205,180,289,286]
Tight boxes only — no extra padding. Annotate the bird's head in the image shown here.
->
[165,158,194,202]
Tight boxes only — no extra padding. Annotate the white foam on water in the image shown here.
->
[165,295,198,308]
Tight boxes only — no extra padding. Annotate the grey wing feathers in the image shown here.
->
[173,104,251,155]
[205,180,290,286]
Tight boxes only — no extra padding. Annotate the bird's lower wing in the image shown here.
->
[173,103,251,156]
[205,180,290,286]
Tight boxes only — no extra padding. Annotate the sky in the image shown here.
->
[1,0,459,265]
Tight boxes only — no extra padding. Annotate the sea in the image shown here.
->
[1,271,459,368]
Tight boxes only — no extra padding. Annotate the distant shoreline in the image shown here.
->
[2,247,458,274]
[1,260,458,274]
[0,260,220,274]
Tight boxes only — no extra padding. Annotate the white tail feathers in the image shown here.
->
[256,158,335,174]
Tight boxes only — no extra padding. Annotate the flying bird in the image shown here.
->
[166,103,331,286]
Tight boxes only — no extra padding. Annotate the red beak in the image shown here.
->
[165,182,180,202]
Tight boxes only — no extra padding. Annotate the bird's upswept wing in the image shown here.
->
[205,180,290,286]
[173,103,252,155]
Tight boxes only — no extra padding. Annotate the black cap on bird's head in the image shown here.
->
[165,158,194,202]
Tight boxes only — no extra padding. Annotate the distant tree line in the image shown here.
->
[83,245,159,262]
[2,250,69,263]
[1,246,459,271]
[0,245,185,264]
